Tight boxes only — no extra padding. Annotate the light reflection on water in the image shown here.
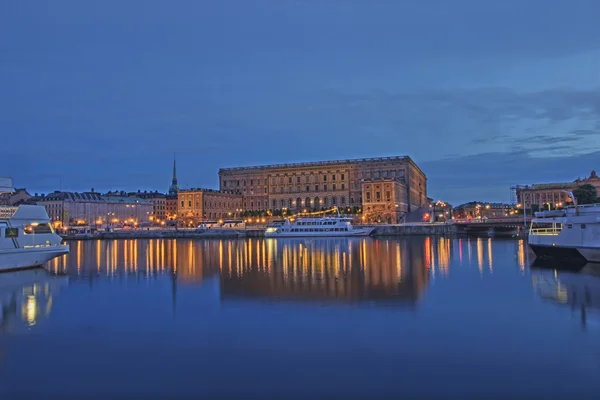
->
[1,237,600,398]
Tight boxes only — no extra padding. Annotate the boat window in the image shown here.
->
[567,224,572,228]
[23,223,53,234]
[5,227,18,238]
[581,224,587,229]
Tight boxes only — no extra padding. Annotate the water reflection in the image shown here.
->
[531,262,600,330]
[221,238,430,306]
[3,237,596,398]
[45,237,476,306]
[0,268,68,334]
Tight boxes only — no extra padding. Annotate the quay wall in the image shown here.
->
[371,224,457,236]
[61,224,458,241]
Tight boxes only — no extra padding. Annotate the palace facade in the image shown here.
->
[218,156,427,218]
[361,178,409,224]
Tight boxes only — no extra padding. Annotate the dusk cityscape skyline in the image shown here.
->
[2,0,600,205]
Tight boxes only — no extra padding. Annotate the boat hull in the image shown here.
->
[0,245,70,272]
[529,243,600,263]
[264,229,373,238]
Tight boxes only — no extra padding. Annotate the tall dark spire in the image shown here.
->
[168,153,180,195]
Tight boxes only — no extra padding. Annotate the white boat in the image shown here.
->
[528,190,600,263]
[264,208,373,238]
[1,177,69,272]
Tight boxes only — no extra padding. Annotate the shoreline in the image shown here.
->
[60,224,465,240]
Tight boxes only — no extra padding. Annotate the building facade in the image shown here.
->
[166,194,178,222]
[132,191,167,222]
[361,178,408,223]
[177,188,243,226]
[218,156,427,214]
[36,191,153,228]
[515,170,600,210]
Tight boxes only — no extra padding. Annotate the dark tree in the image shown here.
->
[573,184,598,205]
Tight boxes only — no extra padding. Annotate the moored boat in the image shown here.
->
[528,190,600,263]
[1,177,69,272]
[264,207,373,238]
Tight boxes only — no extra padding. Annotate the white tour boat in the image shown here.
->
[264,208,373,238]
[528,190,600,263]
[1,177,69,272]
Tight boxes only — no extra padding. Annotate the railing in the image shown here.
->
[452,217,531,224]
[0,206,18,219]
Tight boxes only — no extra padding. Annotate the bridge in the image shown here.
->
[451,217,532,237]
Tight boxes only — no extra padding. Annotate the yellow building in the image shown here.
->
[218,156,427,213]
[177,188,243,227]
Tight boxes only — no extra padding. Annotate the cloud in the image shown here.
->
[423,149,600,204]
[569,129,600,136]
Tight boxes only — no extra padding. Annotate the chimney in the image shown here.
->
[91,188,94,193]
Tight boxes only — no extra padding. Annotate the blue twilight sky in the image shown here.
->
[2,0,600,205]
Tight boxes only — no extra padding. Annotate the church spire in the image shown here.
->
[169,153,180,195]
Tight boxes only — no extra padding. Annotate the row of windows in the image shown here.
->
[365,191,393,202]
[222,170,407,188]
[180,200,241,208]
[246,196,360,209]
[289,228,348,232]
[297,221,339,226]
[270,184,348,194]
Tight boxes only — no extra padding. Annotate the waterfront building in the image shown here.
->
[177,188,243,227]
[361,178,408,224]
[218,156,427,216]
[166,194,178,222]
[36,190,153,228]
[514,170,600,210]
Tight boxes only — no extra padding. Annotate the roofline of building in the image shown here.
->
[179,188,241,195]
[218,155,426,178]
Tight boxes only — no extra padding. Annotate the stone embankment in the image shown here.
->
[62,224,458,240]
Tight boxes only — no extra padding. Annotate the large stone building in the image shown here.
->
[218,156,427,216]
[515,170,600,210]
[361,178,408,223]
[178,188,243,227]
[36,190,153,228]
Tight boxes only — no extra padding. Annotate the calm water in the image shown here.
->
[1,237,600,398]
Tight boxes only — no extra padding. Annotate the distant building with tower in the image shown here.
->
[167,155,179,223]
[168,155,180,196]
